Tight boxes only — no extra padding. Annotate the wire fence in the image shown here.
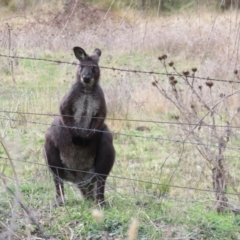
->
[1,155,240,197]
[1,1,240,239]
[1,109,240,129]
[1,53,240,83]
[1,115,240,151]
[1,57,240,197]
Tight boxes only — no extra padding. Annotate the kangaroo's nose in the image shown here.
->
[83,76,91,83]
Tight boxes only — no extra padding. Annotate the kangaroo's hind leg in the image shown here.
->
[44,138,65,206]
[77,180,95,201]
[94,125,115,206]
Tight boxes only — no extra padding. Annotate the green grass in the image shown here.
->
[1,21,240,239]
[184,204,240,239]
[0,2,238,239]
[1,179,240,239]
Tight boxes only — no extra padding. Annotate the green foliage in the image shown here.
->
[83,0,137,10]
[0,0,11,5]
[185,204,240,239]
[161,0,196,11]
[0,0,18,10]
[0,0,47,11]
[83,0,217,12]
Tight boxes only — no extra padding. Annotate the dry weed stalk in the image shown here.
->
[0,137,46,238]
[154,56,240,213]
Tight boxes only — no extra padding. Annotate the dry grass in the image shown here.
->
[1,1,240,91]
[128,218,138,240]
[1,1,240,239]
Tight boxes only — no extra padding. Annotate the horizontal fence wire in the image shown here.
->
[0,109,239,129]
[1,156,240,197]
[1,115,240,151]
[0,54,240,83]
[2,171,240,213]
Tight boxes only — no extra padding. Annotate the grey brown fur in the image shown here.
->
[44,47,115,205]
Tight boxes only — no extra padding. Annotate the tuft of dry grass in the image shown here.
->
[128,218,138,240]
[92,208,104,222]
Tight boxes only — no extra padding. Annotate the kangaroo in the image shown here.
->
[44,47,115,206]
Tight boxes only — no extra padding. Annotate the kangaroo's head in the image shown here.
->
[73,47,101,87]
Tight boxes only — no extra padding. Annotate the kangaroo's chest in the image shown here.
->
[73,94,99,127]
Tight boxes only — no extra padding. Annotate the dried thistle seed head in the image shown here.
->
[205,81,214,88]
[234,69,238,75]
[169,61,174,67]
[183,70,189,76]
[162,54,167,59]
[158,56,163,61]
[190,104,195,109]
[192,67,197,72]
[169,76,177,85]
[174,115,180,120]
[198,85,202,90]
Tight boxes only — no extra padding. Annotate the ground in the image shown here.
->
[0,0,240,239]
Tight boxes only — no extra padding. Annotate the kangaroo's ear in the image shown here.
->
[93,48,101,57]
[73,47,87,61]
